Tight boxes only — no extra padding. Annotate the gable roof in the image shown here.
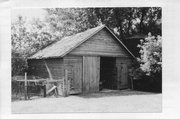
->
[29,25,135,59]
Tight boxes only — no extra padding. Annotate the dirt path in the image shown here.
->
[12,90,162,113]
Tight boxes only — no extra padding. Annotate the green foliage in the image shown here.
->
[137,33,162,76]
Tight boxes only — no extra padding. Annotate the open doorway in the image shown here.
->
[100,57,117,90]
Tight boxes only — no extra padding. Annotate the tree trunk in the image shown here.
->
[139,8,148,34]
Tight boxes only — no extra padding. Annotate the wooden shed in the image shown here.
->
[28,25,135,95]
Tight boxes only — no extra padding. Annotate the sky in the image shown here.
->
[11,8,46,21]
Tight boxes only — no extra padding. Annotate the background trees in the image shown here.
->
[85,7,161,39]
[11,16,52,75]
[44,8,99,39]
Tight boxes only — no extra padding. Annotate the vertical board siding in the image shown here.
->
[116,57,132,89]
[64,56,83,93]
[83,56,100,93]
[70,29,130,57]
[121,63,128,88]
[45,59,64,79]
[28,58,64,80]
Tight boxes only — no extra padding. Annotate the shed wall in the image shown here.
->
[63,56,83,94]
[28,58,64,80]
[69,29,130,57]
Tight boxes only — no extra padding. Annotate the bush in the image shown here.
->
[133,33,162,92]
[12,51,27,76]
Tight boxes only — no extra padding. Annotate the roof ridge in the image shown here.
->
[60,25,105,57]
[29,25,105,59]
[29,24,135,59]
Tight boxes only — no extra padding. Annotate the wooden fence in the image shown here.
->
[12,69,70,100]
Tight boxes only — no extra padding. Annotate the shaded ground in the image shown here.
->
[12,89,162,113]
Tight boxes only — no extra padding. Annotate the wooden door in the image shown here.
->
[64,56,83,94]
[120,63,129,88]
[83,56,100,93]
[117,63,129,89]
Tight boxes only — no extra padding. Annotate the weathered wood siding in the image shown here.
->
[28,58,64,80]
[69,29,130,57]
[63,56,83,93]
[116,58,132,89]
[83,56,100,93]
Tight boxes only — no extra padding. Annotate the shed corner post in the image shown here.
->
[24,72,28,100]
[82,56,85,94]
[63,69,69,97]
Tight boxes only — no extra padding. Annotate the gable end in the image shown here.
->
[69,28,132,57]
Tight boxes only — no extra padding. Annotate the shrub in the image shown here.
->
[133,33,162,92]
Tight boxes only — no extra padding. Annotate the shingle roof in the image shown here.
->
[29,25,135,59]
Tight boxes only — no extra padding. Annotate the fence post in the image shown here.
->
[24,72,27,100]
[43,85,46,97]
[131,76,134,90]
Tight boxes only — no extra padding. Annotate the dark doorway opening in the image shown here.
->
[100,57,117,90]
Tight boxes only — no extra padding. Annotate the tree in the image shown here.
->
[90,7,161,39]
[137,33,162,79]
[135,7,162,36]
[11,16,53,75]
[44,8,99,39]
[133,33,162,92]
[92,8,135,39]
[11,16,29,76]
[44,8,161,43]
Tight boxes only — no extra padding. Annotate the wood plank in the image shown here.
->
[95,57,100,92]
[24,72,28,100]
[62,69,68,97]
[70,51,130,57]
[83,56,88,93]
[116,58,130,89]
[70,29,130,57]
[82,56,85,93]
[120,63,129,89]
[28,58,64,79]
[46,85,57,95]
[83,56,100,93]
[64,56,83,94]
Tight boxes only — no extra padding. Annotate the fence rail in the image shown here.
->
[12,70,69,100]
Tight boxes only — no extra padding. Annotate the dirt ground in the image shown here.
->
[12,89,162,113]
